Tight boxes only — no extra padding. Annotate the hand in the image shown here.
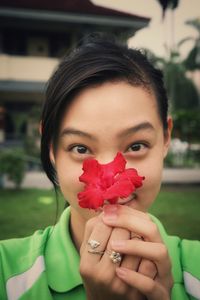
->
[102,205,173,300]
[80,213,147,300]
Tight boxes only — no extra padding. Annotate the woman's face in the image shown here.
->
[51,81,172,221]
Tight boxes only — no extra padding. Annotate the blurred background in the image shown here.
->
[0,0,199,240]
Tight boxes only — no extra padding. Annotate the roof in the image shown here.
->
[0,0,149,23]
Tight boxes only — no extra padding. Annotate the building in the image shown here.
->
[0,0,150,145]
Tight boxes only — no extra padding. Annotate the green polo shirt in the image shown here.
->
[1,207,200,299]
[0,207,85,300]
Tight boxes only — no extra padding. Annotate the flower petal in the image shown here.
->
[117,168,144,188]
[102,152,126,177]
[101,152,126,188]
[77,152,145,209]
[103,179,135,200]
[79,158,102,185]
[78,185,104,209]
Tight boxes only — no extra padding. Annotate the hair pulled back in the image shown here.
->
[41,33,168,187]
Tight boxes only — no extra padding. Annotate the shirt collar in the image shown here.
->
[45,206,83,292]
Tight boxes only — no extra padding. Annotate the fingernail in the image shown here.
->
[111,240,125,248]
[103,205,118,213]
[116,267,127,278]
[102,205,118,222]
[102,212,117,222]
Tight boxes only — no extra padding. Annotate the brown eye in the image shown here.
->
[128,143,147,152]
[130,144,143,151]
[71,145,90,154]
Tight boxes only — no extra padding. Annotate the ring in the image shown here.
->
[88,249,105,255]
[131,233,143,240]
[87,239,100,249]
[107,250,122,264]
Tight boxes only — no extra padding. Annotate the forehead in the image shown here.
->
[60,81,161,133]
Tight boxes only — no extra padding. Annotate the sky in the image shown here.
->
[92,0,200,59]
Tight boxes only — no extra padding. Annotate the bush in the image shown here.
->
[164,146,200,168]
[24,105,41,159]
[172,109,200,142]
[0,148,26,188]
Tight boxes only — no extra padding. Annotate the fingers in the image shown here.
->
[115,268,170,300]
[120,254,141,273]
[103,204,150,221]
[100,227,128,264]
[138,259,157,280]
[111,239,171,278]
[80,216,136,296]
[80,216,112,262]
[80,204,173,300]
[80,216,97,256]
[103,205,163,243]
[121,232,144,277]
[101,227,141,272]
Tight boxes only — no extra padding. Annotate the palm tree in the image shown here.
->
[151,4,199,141]
[183,18,200,71]
[155,0,180,55]
[156,0,179,18]
[144,47,199,111]
[179,18,200,106]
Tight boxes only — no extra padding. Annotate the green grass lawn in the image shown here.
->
[0,188,65,240]
[150,186,200,240]
[0,186,200,240]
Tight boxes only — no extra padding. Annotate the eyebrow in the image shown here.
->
[60,122,155,141]
[117,122,155,138]
[60,128,97,141]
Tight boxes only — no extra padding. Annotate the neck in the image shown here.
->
[69,207,87,252]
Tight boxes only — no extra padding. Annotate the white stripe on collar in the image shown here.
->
[184,271,200,300]
[6,255,45,300]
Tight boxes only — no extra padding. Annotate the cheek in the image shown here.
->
[137,152,164,210]
[56,161,83,204]
[56,160,99,220]
[143,165,162,198]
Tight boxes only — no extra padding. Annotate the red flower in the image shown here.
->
[78,152,145,209]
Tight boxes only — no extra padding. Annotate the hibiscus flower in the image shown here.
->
[78,152,144,209]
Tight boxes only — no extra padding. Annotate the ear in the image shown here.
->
[163,116,173,158]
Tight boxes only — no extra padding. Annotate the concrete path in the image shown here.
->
[3,168,200,189]
[4,171,52,189]
[163,168,200,185]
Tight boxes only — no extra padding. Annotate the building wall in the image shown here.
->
[0,5,149,145]
[0,54,59,82]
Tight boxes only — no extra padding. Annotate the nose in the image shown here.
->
[96,153,118,165]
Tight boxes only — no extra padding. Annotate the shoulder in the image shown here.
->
[180,239,200,300]
[149,214,181,248]
[150,214,200,299]
[0,226,52,267]
[0,226,52,299]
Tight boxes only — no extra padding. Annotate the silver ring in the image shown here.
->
[88,249,105,255]
[87,239,100,249]
[107,250,122,264]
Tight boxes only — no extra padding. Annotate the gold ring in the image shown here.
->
[131,233,143,240]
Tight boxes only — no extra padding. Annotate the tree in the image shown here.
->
[156,0,179,18]
[144,48,199,111]
[183,18,200,71]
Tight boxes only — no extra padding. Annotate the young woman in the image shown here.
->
[0,35,200,300]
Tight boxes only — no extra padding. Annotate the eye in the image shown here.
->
[68,144,90,155]
[127,142,148,153]
[70,145,90,154]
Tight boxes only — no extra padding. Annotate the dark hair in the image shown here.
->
[41,33,168,187]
